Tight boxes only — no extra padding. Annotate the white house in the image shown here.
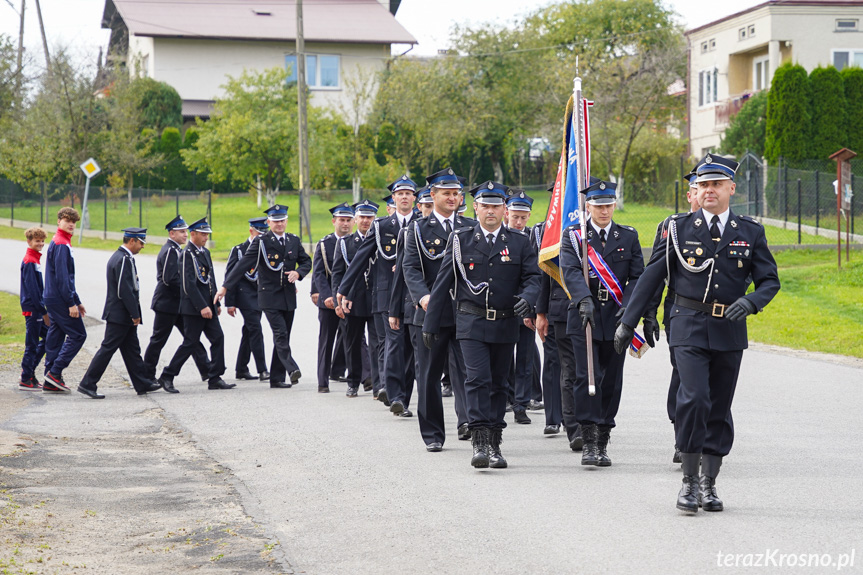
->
[686,0,863,156]
[101,0,417,121]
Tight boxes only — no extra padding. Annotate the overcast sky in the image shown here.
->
[0,0,764,69]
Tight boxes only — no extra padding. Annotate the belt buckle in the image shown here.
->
[711,302,725,318]
[596,288,609,302]
[486,308,497,321]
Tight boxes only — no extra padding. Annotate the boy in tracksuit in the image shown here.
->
[43,207,87,393]
[19,227,50,390]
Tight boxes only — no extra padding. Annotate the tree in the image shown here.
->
[765,63,810,164]
[0,33,24,124]
[182,67,299,207]
[133,77,183,132]
[720,90,768,158]
[841,66,863,154]
[808,66,846,159]
[337,65,378,202]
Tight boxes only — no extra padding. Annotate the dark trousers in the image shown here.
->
[21,315,48,380]
[264,309,299,384]
[411,324,467,445]
[462,339,514,430]
[345,314,377,388]
[531,344,543,402]
[236,308,267,374]
[570,326,626,428]
[331,326,347,379]
[372,313,389,393]
[144,311,210,380]
[555,321,579,442]
[507,324,535,411]
[317,308,340,388]
[162,313,225,383]
[541,323,563,426]
[673,346,742,457]
[384,316,415,408]
[79,322,155,392]
[44,301,87,376]
[667,344,681,428]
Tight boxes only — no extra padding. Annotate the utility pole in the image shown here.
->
[16,0,25,83]
[295,0,312,243]
[34,0,49,70]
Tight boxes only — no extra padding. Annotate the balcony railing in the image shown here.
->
[716,92,754,127]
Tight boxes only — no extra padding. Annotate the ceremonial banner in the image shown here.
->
[538,94,591,296]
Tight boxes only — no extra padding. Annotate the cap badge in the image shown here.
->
[705,155,713,164]
[447,168,454,175]
[599,182,606,190]
[487,182,494,190]
[402,175,408,180]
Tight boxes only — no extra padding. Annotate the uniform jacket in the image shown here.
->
[532,224,571,325]
[224,231,312,312]
[179,242,220,317]
[151,239,184,314]
[102,246,143,325]
[424,223,541,344]
[20,248,47,316]
[621,208,780,352]
[331,231,373,317]
[401,213,474,327]
[43,229,81,307]
[312,233,339,310]
[225,239,260,311]
[338,214,413,315]
[387,226,416,325]
[560,221,644,340]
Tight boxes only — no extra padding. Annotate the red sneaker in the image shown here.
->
[44,372,71,394]
[19,377,41,391]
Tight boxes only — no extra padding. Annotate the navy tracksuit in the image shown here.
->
[20,248,48,381]
[43,229,86,377]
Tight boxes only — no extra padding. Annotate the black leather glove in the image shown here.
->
[513,297,532,318]
[614,323,634,355]
[642,310,660,348]
[577,297,596,332]
[725,297,756,321]
[614,306,626,327]
[422,332,438,349]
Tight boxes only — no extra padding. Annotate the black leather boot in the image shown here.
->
[677,453,701,513]
[596,426,612,467]
[581,424,599,466]
[470,428,490,469]
[489,428,508,469]
[699,454,724,512]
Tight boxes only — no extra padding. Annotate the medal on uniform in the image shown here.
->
[688,257,696,266]
[469,263,474,270]
[435,239,440,245]
[391,239,396,244]
[429,249,435,254]
[738,260,743,268]
[385,246,391,252]
[695,247,703,256]
[274,254,279,259]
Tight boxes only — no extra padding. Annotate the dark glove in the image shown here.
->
[513,297,532,318]
[614,306,626,328]
[422,332,438,349]
[577,297,596,332]
[614,323,634,355]
[642,310,660,348]
[724,297,756,321]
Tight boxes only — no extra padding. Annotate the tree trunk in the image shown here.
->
[266,186,278,207]
[492,158,504,184]
[352,175,361,204]
[127,173,134,215]
[616,176,625,210]
[256,174,263,209]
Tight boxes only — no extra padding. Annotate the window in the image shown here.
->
[836,19,858,31]
[285,54,341,88]
[739,27,748,41]
[832,49,863,71]
[753,56,769,91]
[700,38,716,53]
[710,38,716,50]
[748,25,755,38]
[701,41,709,53]
[698,68,718,107]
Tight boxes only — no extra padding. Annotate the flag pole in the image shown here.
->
[574,73,596,397]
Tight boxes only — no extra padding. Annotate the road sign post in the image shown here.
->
[78,158,101,245]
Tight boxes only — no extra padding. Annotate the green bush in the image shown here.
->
[721,90,768,158]
[807,66,846,159]
[841,66,863,155]
[765,63,810,164]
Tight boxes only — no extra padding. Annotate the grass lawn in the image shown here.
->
[0,290,25,370]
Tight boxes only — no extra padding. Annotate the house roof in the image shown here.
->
[102,0,417,45]
[686,0,863,35]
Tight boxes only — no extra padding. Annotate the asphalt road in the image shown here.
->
[2,237,862,574]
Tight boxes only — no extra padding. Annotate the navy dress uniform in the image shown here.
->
[143,215,211,384]
[77,229,162,398]
[222,205,312,388]
[332,200,380,397]
[312,203,354,392]
[424,181,541,468]
[559,181,644,467]
[159,218,232,390]
[225,217,269,381]
[402,168,474,450]
[339,177,418,408]
[617,155,780,513]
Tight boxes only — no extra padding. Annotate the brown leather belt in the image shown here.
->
[674,295,730,318]
[457,302,515,321]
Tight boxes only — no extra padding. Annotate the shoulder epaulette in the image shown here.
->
[618,225,636,232]
[738,215,762,226]
[455,226,473,234]
[509,227,529,236]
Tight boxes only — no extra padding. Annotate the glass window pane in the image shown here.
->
[306,55,317,86]
[834,51,849,71]
[854,52,863,67]
[319,55,340,87]
[285,55,297,84]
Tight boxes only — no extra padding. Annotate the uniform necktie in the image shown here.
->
[279,236,286,248]
[710,215,721,242]
[487,232,495,249]
[599,229,607,247]
[401,217,407,229]
[444,219,452,235]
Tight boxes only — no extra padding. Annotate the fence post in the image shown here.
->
[797,178,802,244]
[40,182,44,226]
[175,189,179,215]
[783,162,788,225]
[852,174,856,236]
[754,172,760,218]
[11,195,14,226]
[103,188,108,240]
[674,181,679,213]
[815,170,820,231]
